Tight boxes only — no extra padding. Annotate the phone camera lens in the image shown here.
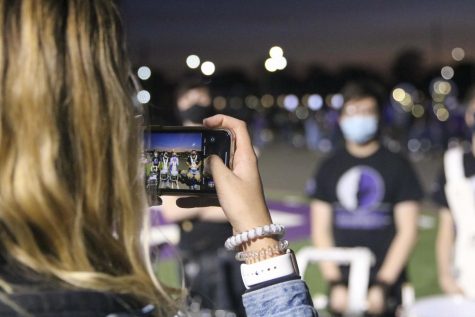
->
[210,137,215,143]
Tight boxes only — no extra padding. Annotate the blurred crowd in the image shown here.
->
[143,50,475,158]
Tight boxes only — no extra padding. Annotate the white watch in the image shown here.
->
[240,250,300,289]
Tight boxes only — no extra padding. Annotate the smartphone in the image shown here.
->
[143,126,233,198]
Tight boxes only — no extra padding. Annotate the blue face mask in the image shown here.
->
[339,115,378,144]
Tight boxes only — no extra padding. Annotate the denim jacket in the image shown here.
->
[242,279,318,317]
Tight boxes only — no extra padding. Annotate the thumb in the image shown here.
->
[206,154,234,188]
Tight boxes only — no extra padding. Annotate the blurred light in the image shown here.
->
[308,94,323,111]
[213,96,227,111]
[186,55,201,69]
[331,94,344,110]
[392,88,406,102]
[434,80,452,95]
[137,90,151,104]
[260,129,274,143]
[261,94,274,108]
[229,97,243,109]
[275,56,287,70]
[441,66,454,80]
[400,93,413,107]
[201,61,215,76]
[245,95,259,109]
[408,139,421,153]
[284,94,299,111]
[296,106,309,120]
[277,95,286,108]
[451,47,465,61]
[436,108,449,121]
[137,66,151,80]
[433,103,444,114]
[269,46,284,58]
[265,58,277,72]
[411,104,425,118]
[386,139,401,153]
[301,94,310,106]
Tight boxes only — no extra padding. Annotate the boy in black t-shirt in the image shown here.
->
[308,81,423,317]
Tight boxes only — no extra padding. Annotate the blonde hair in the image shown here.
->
[0,0,182,314]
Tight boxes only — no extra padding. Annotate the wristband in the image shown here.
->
[225,224,285,251]
[240,250,299,289]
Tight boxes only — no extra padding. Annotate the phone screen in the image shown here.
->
[144,128,232,196]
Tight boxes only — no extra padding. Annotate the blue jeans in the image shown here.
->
[242,280,318,317]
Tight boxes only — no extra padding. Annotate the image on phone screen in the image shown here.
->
[143,129,231,196]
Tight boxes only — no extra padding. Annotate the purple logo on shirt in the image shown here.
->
[335,166,389,229]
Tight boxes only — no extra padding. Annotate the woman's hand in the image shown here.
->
[366,285,385,315]
[329,285,348,314]
[202,115,272,233]
[439,274,464,295]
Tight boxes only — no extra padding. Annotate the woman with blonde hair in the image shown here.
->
[0,0,317,316]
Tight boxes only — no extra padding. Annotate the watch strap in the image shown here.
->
[240,250,299,289]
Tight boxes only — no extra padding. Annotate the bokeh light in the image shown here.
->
[137,90,151,104]
[186,55,201,69]
[269,46,284,58]
[213,96,227,111]
[296,106,309,120]
[330,94,344,110]
[265,46,287,71]
[451,47,465,61]
[411,104,425,118]
[441,66,454,80]
[261,94,274,108]
[137,66,151,80]
[284,94,299,111]
[308,94,323,111]
[245,95,259,109]
[275,56,287,70]
[436,108,450,121]
[392,88,406,102]
[229,97,243,110]
[265,58,277,72]
[201,61,215,76]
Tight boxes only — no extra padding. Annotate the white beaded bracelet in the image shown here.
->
[224,224,286,251]
[235,239,289,263]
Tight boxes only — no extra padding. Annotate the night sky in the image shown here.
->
[122,0,475,77]
[148,132,202,152]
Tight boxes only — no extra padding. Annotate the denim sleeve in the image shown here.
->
[242,279,318,317]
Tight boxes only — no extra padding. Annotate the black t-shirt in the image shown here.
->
[307,146,423,281]
[432,151,475,208]
[178,220,233,256]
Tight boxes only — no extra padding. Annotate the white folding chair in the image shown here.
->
[296,247,375,316]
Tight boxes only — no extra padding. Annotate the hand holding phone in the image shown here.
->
[201,115,273,234]
[144,126,233,202]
